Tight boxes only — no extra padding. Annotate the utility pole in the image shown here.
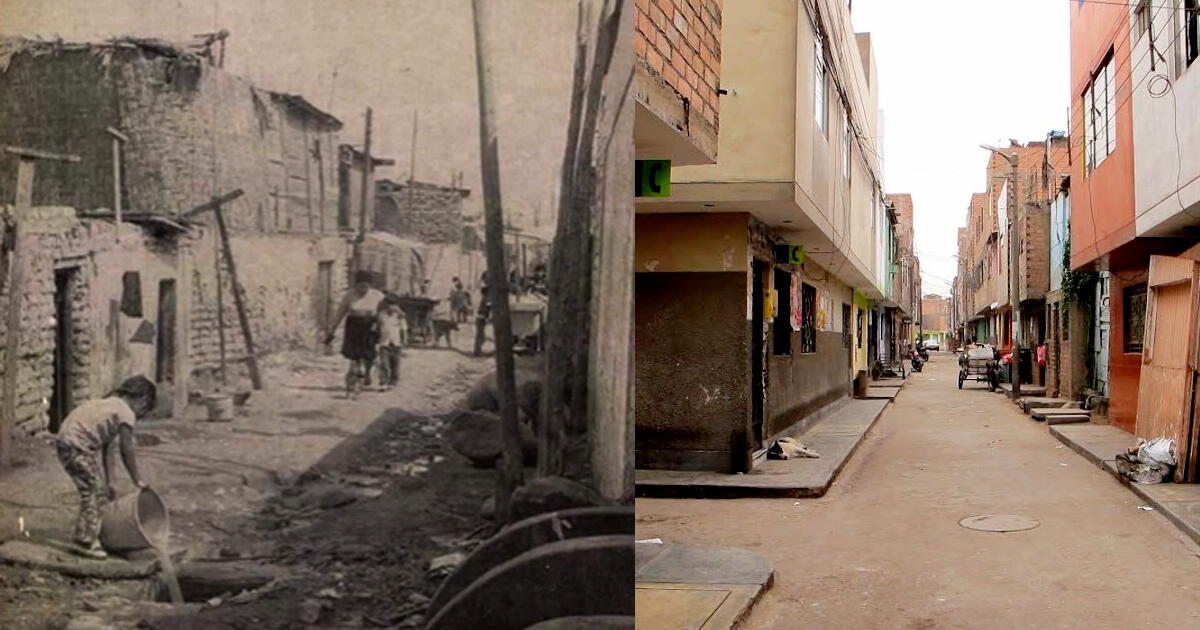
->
[408,109,418,215]
[1008,155,1022,399]
[354,107,373,274]
[471,0,523,524]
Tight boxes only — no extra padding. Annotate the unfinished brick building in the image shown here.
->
[373,178,469,245]
[0,36,356,436]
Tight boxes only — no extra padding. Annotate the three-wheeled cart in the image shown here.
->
[391,295,438,345]
[510,296,546,354]
[958,345,1000,391]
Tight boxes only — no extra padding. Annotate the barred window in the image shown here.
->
[801,283,817,354]
[1124,284,1147,354]
[842,303,852,348]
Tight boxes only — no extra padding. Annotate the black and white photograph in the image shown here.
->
[0,1,633,628]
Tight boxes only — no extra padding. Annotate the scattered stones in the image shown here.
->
[316,587,343,600]
[480,496,495,520]
[445,410,504,467]
[408,592,431,606]
[298,598,324,624]
[317,487,359,510]
[428,553,467,579]
[398,614,425,628]
[510,477,603,523]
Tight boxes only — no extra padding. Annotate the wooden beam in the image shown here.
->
[183,189,244,218]
[3,146,81,163]
[0,215,21,466]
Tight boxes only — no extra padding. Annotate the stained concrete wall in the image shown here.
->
[635,271,750,472]
[374,181,467,245]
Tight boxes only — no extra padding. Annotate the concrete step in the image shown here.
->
[1045,414,1091,425]
[1031,407,1091,420]
[1018,397,1070,412]
[999,383,1047,397]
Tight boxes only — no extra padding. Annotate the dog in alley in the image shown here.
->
[767,437,820,460]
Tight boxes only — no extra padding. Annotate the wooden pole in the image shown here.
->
[355,108,373,274]
[471,0,523,523]
[183,190,261,390]
[214,223,227,385]
[106,127,128,243]
[213,203,263,389]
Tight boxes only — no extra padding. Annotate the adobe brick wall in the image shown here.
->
[635,0,721,128]
[0,214,180,435]
[0,45,356,389]
[374,181,467,245]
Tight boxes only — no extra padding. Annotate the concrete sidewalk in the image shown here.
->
[635,542,773,630]
[1050,423,1200,544]
[635,398,890,498]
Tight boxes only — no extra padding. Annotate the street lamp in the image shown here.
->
[979,144,1021,398]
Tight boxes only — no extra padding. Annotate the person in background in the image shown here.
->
[450,277,472,324]
[55,375,156,559]
[529,263,548,297]
[474,271,492,357]
[325,271,386,395]
[376,301,406,390]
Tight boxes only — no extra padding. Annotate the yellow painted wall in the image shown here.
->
[635,213,749,273]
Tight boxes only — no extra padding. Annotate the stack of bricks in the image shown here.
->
[634,0,722,128]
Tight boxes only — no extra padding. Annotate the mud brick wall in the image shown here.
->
[374,182,467,245]
[0,215,178,435]
[0,47,343,233]
[185,232,350,376]
[634,0,722,127]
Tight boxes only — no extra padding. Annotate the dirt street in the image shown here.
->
[0,343,496,629]
[636,354,1200,629]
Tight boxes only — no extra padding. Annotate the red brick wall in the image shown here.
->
[634,0,722,127]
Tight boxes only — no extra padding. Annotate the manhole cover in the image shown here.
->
[958,514,1040,532]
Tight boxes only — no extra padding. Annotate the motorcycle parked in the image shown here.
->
[910,348,924,373]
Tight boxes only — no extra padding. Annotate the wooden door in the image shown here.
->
[1094,272,1111,395]
[156,279,177,384]
[316,261,334,333]
[1136,255,1200,482]
[50,268,77,433]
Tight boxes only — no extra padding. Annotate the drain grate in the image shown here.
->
[958,514,1040,532]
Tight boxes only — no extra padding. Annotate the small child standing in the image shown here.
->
[377,302,407,390]
[55,375,156,559]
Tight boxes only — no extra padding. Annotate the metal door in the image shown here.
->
[1094,272,1110,395]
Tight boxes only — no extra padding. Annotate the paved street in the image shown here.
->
[635,354,1200,629]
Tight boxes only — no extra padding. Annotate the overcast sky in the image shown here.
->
[3,0,576,226]
[852,0,1071,297]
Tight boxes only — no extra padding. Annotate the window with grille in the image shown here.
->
[801,283,817,354]
[856,308,864,348]
[1188,0,1199,67]
[1124,284,1147,354]
[842,304,852,348]
[1083,50,1116,174]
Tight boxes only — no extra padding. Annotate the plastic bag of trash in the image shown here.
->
[1116,452,1170,484]
[1137,437,1176,467]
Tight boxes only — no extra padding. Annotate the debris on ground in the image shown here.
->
[428,553,467,580]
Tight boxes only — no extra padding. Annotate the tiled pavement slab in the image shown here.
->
[635,543,774,630]
[635,398,891,498]
[1051,424,1200,544]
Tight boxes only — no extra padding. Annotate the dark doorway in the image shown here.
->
[316,261,335,335]
[50,267,78,433]
[156,279,177,384]
[751,260,767,456]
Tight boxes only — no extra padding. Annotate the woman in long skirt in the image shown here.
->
[325,271,386,397]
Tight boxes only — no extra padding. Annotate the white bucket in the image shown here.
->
[204,394,234,422]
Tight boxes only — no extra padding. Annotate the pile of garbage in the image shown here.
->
[1115,437,1176,484]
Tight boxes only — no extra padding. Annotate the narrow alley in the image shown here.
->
[635,354,1200,629]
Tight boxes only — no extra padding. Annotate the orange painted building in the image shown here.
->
[1068,1,1196,434]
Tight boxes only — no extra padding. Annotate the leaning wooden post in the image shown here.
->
[185,189,262,390]
[471,0,524,522]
